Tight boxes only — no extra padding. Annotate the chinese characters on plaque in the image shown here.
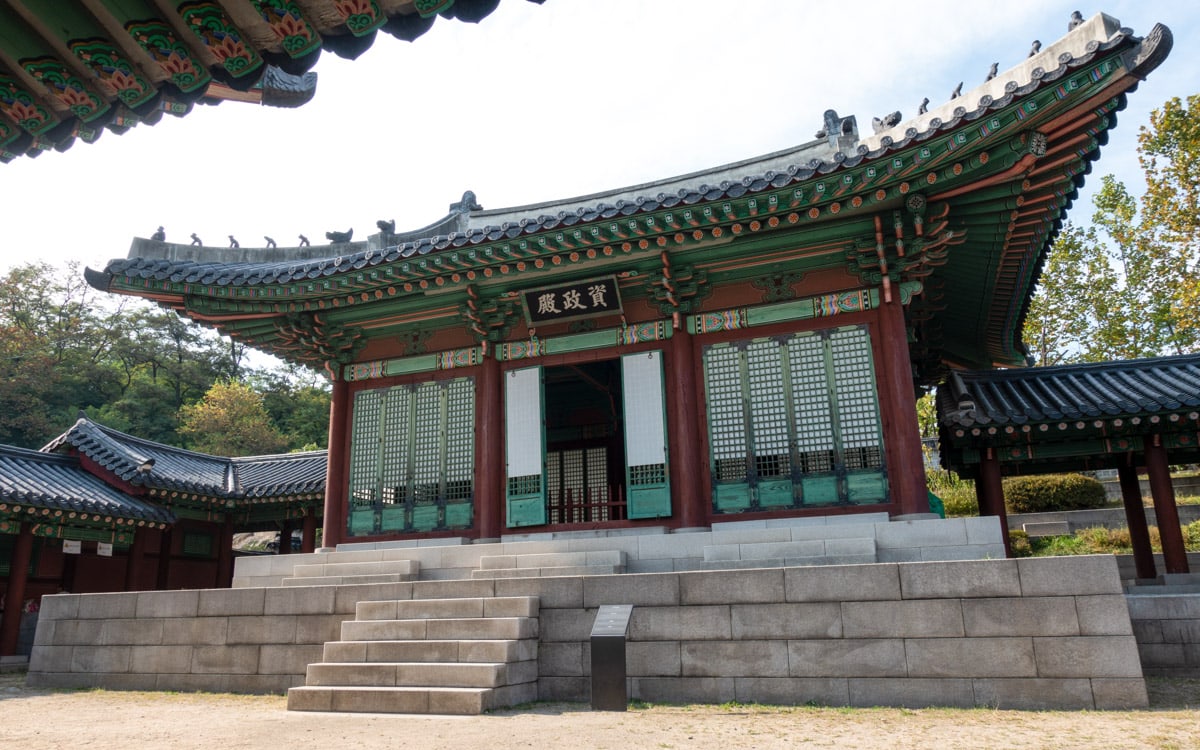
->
[521,276,622,325]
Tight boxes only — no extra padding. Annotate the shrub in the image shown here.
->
[1002,473,1107,514]
[927,469,977,517]
[1008,529,1032,557]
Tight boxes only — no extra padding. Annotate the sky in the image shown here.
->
[0,1,1196,279]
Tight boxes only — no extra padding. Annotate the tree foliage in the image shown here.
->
[1024,94,1200,364]
[0,262,330,452]
[177,381,288,456]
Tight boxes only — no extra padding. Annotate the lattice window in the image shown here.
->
[508,474,541,497]
[587,447,610,521]
[702,324,887,510]
[830,328,884,469]
[347,377,475,536]
[412,382,443,505]
[746,339,791,476]
[788,333,835,473]
[630,463,667,485]
[379,386,412,505]
[348,389,382,509]
[703,345,747,462]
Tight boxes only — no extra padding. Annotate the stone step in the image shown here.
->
[470,564,624,579]
[341,616,538,642]
[281,573,413,587]
[477,550,625,570]
[356,596,538,622]
[703,537,876,563]
[306,660,538,689]
[323,638,537,664]
[288,682,538,715]
[699,555,877,570]
[291,559,420,578]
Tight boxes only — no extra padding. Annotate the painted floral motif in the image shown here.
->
[180,3,262,78]
[125,20,210,93]
[0,77,58,134]
[22,58,109,121]
[253,1,320,57]
[333,0,385,35]
[68,41,155,108]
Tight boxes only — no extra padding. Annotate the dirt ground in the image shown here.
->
[1,673,1198,749]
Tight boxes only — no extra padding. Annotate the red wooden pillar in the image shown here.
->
[975,448,1012,558]
[876,296,927,515]
[476,353,502,540]
[1118,464,1157,580]
[155,527,173,589]
[301,513,317,553]
[124,527,148,591]
[0,523,34,657]
[1145,435,1190,575]
[667,328,705,528]
[322,377,350,549]
[215,516,234,588]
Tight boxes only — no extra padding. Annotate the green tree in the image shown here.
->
[253,364,331,451]
[177,380,288,456]
[1023,94,1200,364]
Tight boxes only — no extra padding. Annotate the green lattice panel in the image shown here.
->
[787,333,836,473]
[444,378,475,498]
[445,501,472,529]
[703,345,747,468]
[746,339,790,470]
[349,508,376,536]
[801,475,840,505]
[379,385,412,510]
[347,388,383,534]
[847,471,888,503]
[830,327,885,472]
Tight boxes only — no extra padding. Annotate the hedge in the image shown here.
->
[1001,473,1107,514]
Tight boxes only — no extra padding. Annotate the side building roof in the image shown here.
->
[0,444,175,540]
[44,416,327,501]
[937,353,1200,475]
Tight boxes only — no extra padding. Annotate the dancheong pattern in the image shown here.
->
[20,58,109,121]
[815,290,872,317]
[695,309,750,334]
[67,40,156,108]
[179,2,262,78]
[124,20,211,93]
[0,75,59,134]
[252,1,321,57]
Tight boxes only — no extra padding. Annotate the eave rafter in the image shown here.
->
[98,31,1162,373]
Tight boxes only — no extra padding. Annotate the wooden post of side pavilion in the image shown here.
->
[123,527,148,591]
[1145,435,1190,575]
[0,523,34,657]
[975,448,1012,557]
[1117,464,1157,580]
[301,514,317,553]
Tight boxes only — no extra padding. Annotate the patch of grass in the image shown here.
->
[1026,520,1200,557]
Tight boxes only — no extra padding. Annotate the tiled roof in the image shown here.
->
[0,444,175,525]
[96,15,1159,290]
[44,416,326,500]
[0,0,542,164]
[938,354,1200,428]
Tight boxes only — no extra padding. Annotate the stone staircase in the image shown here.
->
[471,550,625,579]
[287,595,539,714]
[281,558,420,586]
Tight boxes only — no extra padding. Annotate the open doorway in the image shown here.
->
[543,360,626,523]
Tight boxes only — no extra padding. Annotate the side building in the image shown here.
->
[86,14,1171,549]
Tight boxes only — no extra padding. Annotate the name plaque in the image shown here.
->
[521,276,622,325]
